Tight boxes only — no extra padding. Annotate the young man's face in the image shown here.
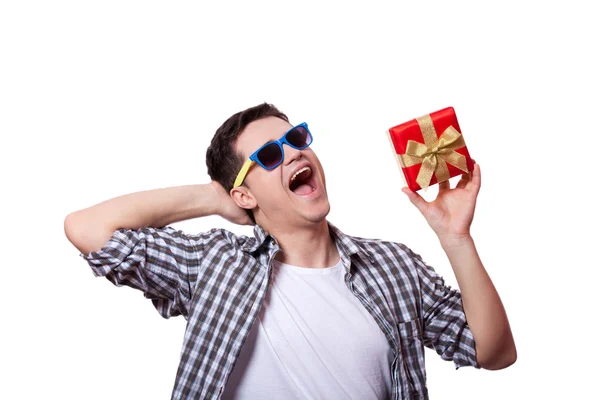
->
[231,116,330,227]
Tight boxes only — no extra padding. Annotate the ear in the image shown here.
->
[230,185,258,211]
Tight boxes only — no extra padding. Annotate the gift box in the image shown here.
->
[387,107,475,192]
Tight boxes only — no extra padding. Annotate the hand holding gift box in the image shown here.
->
[387,107,475,192]
[387,107,481,240]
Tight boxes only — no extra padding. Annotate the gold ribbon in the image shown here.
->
[399,114,469,190]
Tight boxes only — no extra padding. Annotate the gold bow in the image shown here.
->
[399,114,469,190]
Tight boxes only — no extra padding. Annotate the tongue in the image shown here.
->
[292,183,313,195]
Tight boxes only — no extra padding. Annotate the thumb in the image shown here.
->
[401,187,428,214]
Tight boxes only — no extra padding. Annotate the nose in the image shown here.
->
[282,143,303,166]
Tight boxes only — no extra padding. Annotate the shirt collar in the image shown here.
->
[243,220,374,264]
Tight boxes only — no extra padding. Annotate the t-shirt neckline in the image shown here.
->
[271,257,344,275]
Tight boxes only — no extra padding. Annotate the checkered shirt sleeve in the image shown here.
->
[407,246,481,370]
[79,226,210,319]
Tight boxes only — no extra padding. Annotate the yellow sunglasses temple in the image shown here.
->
[233,159,254,188]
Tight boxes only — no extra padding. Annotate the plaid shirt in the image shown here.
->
[80,220,480,400]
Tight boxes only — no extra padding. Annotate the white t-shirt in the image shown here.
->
[222,255,394,400]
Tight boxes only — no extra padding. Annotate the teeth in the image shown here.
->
[291,166,311,183]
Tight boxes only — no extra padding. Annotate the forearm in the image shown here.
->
[65,183,220,254]
[439,235,517,370]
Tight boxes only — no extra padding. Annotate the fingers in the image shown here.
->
[456,159,479,190]
[401,187,428,214]
[438,180,450,190]
[456,172,470,189]
[469,162,481,192]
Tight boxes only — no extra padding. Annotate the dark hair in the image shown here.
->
[206,102,289,224]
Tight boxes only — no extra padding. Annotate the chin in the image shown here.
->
[304,201,330,223]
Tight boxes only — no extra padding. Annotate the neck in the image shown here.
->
[265,219,340,269]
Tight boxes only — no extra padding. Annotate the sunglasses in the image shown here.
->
[233,122,313,188]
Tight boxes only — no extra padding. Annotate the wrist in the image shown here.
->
[438,233,474,250]
[206,181,224,216]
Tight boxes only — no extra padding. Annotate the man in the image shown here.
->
[64,103,516,400]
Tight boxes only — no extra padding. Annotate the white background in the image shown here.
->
[1,1,598,399]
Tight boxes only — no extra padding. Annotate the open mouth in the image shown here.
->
[289,166,317,196]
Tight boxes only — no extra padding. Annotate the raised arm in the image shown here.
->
[64,181,251,255]
[402,162,517,370]
[64,181,253,319]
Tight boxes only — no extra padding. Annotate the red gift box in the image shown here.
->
[387,107,474,192]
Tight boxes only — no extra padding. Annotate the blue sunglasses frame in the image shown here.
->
[233,122,313,188]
